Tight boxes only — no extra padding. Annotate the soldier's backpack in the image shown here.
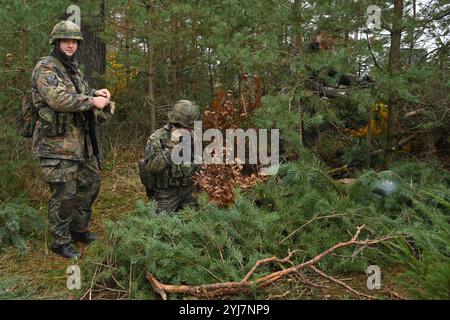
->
[16,95,38,138]
[17,56,66,138]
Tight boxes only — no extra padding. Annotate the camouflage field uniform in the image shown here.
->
[32,21,109,247]
[139,100,200,214]
[301,37,355,148]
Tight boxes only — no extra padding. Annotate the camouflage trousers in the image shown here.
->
[39,157,101,246]
[153,185,197,214]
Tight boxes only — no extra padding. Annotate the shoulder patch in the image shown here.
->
[46,74,58,86]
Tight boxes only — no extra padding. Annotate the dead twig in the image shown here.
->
[309,265,376,300]
[295,273,325,289]
[389,289,407,300]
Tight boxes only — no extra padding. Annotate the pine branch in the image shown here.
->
[415,8,450,26]
[146,225,402,299]
[365,32,383,72]
[279,213,343,244]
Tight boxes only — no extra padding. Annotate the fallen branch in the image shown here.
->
[242,250,296,282]
[147,225,400,299]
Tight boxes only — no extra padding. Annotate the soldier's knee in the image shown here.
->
[49,180,77,201]
[77,174,101,193]
[58,199,75,220]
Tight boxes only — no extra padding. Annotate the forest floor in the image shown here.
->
[0,147,412,300]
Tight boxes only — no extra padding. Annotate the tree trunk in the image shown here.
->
[171,14,181,100]
[124,0,133,83]
[19,0,28,97]
[68,0,106,89]
[366,106,373,168]
[408,0,416,65]
[146,2,156,133]
[293,0,304,147]
[384,0,404,168]
[208,49,215,99]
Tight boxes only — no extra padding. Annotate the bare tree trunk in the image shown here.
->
[366,106,373,168]
[208,50,215,98]
[384,0,404,168]
[293,0,304,147]
[171,14,181,100]
[19,0,28,98]
[145,1,156,133]
[124,0,133,83]
[69,0,106,89]
[19,4,28,86]
[190,14,198,97]
[409,0,416,64]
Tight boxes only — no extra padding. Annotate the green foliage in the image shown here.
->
[0,0,70,117]
[393,241,450,299]
[0,120,33,201]
[87,196,283,299]
[0,0,448,300]
[0,202,45,254]
[87,153,448,299]
[349,161,450,299]
[1,0,447,163]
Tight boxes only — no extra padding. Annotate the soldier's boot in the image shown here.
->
[71,231,97,244]
[51,243,81,259]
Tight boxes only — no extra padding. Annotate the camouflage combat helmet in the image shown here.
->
[167,100,200,128]
[49,21,83,45]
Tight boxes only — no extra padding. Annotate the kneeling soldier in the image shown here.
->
[139,100,200,214]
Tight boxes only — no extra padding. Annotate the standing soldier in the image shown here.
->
[302,30,373,148]
[138,100,201,214]
[31,21,112,259]
[304,30,353,95]
[304,30,374,95]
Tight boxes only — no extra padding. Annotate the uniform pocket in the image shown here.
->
[40,158,77,184]
[40,158,64,183]
[39,107,58,137]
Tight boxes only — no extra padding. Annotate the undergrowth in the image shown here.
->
[85,152,449,299]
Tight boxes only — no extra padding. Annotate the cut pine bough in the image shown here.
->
[146,225,404,300]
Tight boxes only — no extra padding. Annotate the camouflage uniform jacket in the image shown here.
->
[303,41,354,94]
[143,124,197,189]
[31,55,108,162]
